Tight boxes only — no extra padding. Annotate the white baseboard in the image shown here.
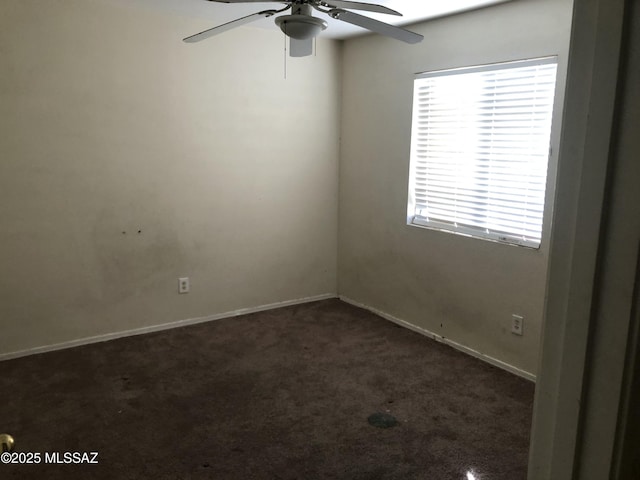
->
[340,296,536,382]
[1,293,537,382]
[0,293,337,362]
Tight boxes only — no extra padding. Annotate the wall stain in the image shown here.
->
[72,208,188,310]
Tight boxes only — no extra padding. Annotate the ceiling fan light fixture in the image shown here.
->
[275,14,328,40]
[183,1,423,56]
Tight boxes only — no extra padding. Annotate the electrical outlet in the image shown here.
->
[178,277,190,294]
[511,314,524,336]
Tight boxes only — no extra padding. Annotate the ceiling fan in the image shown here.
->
[183,0,424,57]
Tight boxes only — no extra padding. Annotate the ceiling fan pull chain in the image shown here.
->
[284,29,288,80]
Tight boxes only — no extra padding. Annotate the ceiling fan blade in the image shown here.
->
[317,1,401,16]
[207,0,286,3]
[290,38,313,57]
[183,10,276,43]
[329,9,423,44]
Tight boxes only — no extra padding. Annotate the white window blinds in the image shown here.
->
[407,57,558,248]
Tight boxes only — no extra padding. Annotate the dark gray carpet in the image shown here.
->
[0,299,534,479]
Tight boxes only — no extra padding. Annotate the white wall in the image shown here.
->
[0,0,341,356]
[338,0,573,376]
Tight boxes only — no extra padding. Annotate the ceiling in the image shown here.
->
[107,0,513,39]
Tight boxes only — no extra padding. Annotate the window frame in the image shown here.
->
[406,56,559,249]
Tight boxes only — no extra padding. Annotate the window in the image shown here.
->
[407,57,558,248]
